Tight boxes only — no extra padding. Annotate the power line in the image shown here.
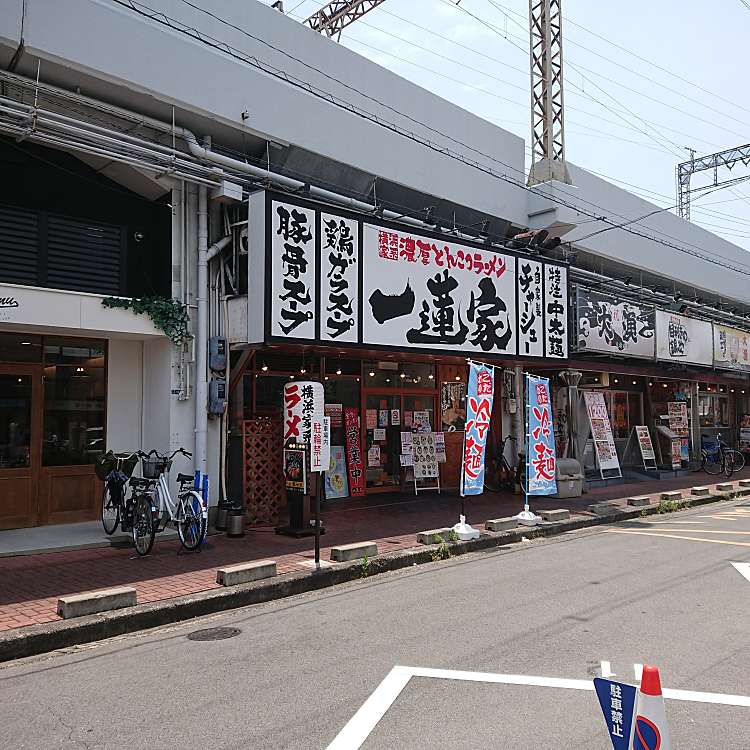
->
[108,0,750,275]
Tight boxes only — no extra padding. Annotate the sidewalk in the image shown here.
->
[1,469,748,633]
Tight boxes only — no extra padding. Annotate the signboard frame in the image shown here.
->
[583,391,623,480]
[249,190,570,361]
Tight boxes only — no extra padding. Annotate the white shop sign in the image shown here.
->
[655,310,713,366]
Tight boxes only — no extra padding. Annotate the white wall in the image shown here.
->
[106,339,144,453]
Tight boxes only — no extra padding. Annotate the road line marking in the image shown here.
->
[601,660,615,678]
[326,666,412,750]
[645,520,705,525]
[605,530,750,547]
[634,663,643,681]
[638,529,750,535]
[328,666,750,746]
[731,562,750,584]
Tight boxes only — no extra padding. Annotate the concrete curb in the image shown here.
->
[1,487,748,663]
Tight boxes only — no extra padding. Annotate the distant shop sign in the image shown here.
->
[576,288,655,358]
[713,323,750,371]
[655,310,713,366]
[249,191,568,360]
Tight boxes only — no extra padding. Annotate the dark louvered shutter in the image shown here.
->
[0,204,38,285]
[47,215,122,295]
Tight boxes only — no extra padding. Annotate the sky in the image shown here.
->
[263,0,750,251]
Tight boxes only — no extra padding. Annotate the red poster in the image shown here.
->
[344,407,365,496]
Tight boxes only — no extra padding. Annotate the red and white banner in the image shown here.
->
[343,407,365,496]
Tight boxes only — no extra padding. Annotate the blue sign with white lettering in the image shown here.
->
[594,677,637,750]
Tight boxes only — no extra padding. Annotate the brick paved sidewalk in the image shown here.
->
[1,468,748,633]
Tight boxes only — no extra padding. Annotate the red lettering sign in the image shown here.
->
[344,407,365,496]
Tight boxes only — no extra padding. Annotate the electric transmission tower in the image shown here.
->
[676,144,750,220]
[527,0,571,185]
[304,0,387,40]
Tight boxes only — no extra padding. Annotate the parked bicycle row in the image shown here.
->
[693,433,746,478]
[95,448,207,556]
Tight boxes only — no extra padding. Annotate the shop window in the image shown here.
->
[255,375,288,412]
[42,338,106,466]
[323,379,360,446]
[363,361,435,389]
[0,374,31,469]
[0,333,42,363]
[699,394,730,429]
[325,358,360,377]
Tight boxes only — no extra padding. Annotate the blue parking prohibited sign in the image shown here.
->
[594,677,637,750]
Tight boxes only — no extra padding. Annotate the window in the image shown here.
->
[0,374,32,469]
[0,333,42,363]
[363,361,435,389]
[699,394,730,429]
[42,338,106,466]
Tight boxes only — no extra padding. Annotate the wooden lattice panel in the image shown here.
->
[243,417,285,526]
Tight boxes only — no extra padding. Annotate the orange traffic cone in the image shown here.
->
[632,665,671,750]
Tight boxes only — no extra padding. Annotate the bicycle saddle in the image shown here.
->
[176,473,195,484]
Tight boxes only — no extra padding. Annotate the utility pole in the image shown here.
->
[676,144,750,220]
[527,0,571,185]
[304,0,387,41]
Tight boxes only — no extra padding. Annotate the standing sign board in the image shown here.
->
[576,288,655,358]
[248,191,569,361]
[634,426,658,471]
[527,375,558,496]
[593,678,637,750]
[667,402,689,437]
[461,363,495,496]
[655,310,713,366]
[343,407,365,496]
[584,391,622,479]
[325,446,349,499]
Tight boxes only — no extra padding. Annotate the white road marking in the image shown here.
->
[326,666,750,749]
[606,529,750,548]
[326,666,412,750]
[646,520,705,525]
[600,660,615,677]
[731,562,750,584]
[634,663,643,681]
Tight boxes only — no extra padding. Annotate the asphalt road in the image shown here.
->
[2,498,750,749]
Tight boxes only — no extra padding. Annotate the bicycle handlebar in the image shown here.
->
[139,448,192,460]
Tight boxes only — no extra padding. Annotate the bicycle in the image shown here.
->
[97,451,148,551]
[484,434,526,494]
[700,434,746,478]
[132,448,207,552]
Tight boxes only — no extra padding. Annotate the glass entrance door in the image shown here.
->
[0,367,40,529]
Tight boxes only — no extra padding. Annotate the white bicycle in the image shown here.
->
[130,448,207,553]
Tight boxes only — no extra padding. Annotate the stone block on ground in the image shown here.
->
[739,479,750,488]
[691,486,710,496]
[660,491,682,502]
[330,541,378,562]
[416,528,453,545]
[716,483,735,493]
[485,517,518,532]
[216,560,277,586]
[57,587,136,619]
[540,509,570,522]
[627,496,651,507]
[589,503,619,516]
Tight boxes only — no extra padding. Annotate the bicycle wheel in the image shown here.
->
[724,451,736,478]
[703,453,723,475]
[177,492,206,551]
[730,450,746,472]
[131,495,155,556]
[101,486,120,535]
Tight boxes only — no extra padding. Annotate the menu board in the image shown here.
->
[635,426,656,461]
[668,402,689,438]
[412,432,439,479]
[583,391,621,476]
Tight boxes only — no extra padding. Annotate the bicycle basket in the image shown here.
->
[95,452,117,481]
[116,453,139,479]
[141,456,172,479]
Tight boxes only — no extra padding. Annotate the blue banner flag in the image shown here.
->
[594,677,637,750]
[460,363,494,496]
[526,375,557,495]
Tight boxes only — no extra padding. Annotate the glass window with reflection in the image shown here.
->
[42,339,106,466]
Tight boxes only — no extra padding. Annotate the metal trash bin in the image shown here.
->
[555,458,584,498]
[215,505,230,531]
[226,509,245,537]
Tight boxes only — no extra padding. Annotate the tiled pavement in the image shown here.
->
[1,468,748,633]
